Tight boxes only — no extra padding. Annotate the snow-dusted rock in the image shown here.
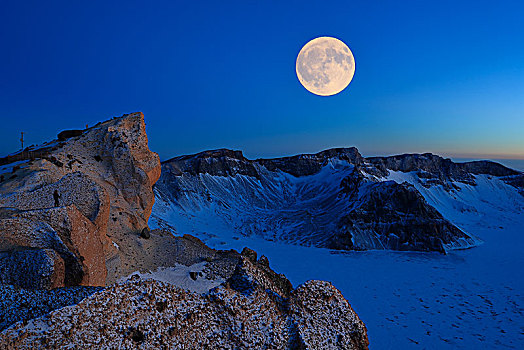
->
[227,247,293,299]
[0,284,101,332]
[290,280,368,350]
[334,180,476,252]
[0,248,65,290]
[0,251,369,349]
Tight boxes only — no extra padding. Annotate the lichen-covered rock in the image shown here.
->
[0,266,369,349]
[227,248,293,299]
[0,284,102,331]
[10,205,107,286]
[0,112,161,288]
[0,248,65,290]
[3,172,105,222]
[290,280,369,350]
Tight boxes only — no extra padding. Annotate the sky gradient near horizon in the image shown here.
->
[1,0,523,161]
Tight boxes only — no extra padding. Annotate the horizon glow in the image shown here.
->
[0,1,522,161]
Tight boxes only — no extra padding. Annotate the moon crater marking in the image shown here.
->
[296,37,355,96]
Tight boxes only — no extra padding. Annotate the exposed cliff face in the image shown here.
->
[164,149,259,178]
[368,153,519,177]
[0,247,368,350]
[334,181,475,252]
[164,147,364,179]
[367,153,521,189]
[0,112,161,289]
[258,147,364,177]
[153,148,522,253]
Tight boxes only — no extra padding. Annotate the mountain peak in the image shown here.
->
[164,148,246,164]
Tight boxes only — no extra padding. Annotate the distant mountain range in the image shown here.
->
[152,148,524,253]
[451,158,524,172]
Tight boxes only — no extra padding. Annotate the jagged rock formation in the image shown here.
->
[0,112,161,289]
[333,181,472,252]
[153,148,523,253]
[0,231,234,333]
[1,114,369,349]
[0,247,368,349]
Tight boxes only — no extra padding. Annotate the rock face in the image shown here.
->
[164,149,259,178]
[258,147,364,177]
[333,181,475,252]
[0,112,161,289]
[0,247,368,350]
[367,153,521,189]
[227,247,293,298]
[367,153,519,179]
[163,147,364,178]
[290,281,368,349]
[153,148,523,253]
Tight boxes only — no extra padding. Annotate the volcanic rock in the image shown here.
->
[0,112,161,288]
[333,181,475,252]
[0,251,369,349]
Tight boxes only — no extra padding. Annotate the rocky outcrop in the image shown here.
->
[0,248,65,290]
[0,232,237,332]
[0,205,106,288]
[0,247,368,349]
[163,149,259,178]
[57,129,84,141]
[333,181,476,252]
[227,247,293,298]
[0,284,101,332]
[290,281,368,350]
[0,112,161,289]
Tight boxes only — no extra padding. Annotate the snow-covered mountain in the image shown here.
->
[151,148,524,253]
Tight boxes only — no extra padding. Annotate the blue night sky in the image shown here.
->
[1,0,523,161]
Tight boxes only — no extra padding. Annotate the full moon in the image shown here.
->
[296,37,355,96]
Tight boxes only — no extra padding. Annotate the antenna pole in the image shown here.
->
[20,132,24,150]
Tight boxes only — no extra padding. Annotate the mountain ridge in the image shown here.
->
[162,147,521,177]
[153,147,523,253]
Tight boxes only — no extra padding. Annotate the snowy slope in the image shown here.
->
[152,150,494,252]
[150,149,524,349]
[386,170,524,233]
[153,159,356,247]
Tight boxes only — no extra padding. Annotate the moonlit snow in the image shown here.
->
[151,166,524,349]
[119,262,224,294]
